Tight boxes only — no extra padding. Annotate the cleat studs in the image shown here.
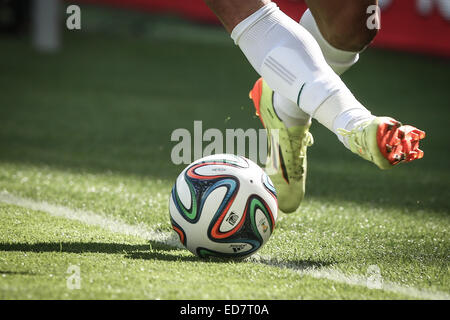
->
[410,132,419,141]
[386,144,393,153]
[416,130,426,139]
[379,121,425,164]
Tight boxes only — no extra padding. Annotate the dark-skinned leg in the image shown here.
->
[203,0,271,34]
[305,0,378,52]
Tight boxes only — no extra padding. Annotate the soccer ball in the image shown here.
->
[169,154,278,259]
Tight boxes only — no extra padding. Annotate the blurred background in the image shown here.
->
[0,0,449,208]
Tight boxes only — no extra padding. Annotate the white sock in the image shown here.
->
[299,9,362,76]
[300,8,373,145]
[231,3,343,112]
[273,8,365,129]
[231,3,373,146]
[314,91,374,146]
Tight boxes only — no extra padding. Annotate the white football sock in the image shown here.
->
[231,3,374,146]
[231,3,343,112]
[314,91,374,146]
[299,9,362,76]
[299,9,374,146]
[272,8,364,129]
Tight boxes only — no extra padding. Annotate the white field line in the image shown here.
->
[250,257,450,300]
[1,191,448,300]
[0,191,183,249]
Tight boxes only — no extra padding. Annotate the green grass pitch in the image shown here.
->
[0,12,449,299]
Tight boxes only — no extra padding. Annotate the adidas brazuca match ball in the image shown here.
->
[169,154,278,259]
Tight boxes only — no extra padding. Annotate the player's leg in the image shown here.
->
[205,0,320,213]
[205,0,425,211]
[272,0,380,147]
[203,0,270,33]
[304,0,378,53]
[298,0,424,166]
[264,0,375,211]
[207,0,424,160]
[206,0,374,152]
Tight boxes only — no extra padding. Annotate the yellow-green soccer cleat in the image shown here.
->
[338,117,425,170]
[249,78,313,213]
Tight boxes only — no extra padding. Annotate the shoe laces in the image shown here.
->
[337,121,371,157]
[289,131,314,178]
[290,131,314,152]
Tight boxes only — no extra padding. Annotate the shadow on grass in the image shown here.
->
[125,250,332,271]
[0,240,182,254]
[125,250,200,262]
[0,242,152,254]
[254,257,335,272]
[0,240,201,263]
[0,270,36,275]
[0,240,239,263]
[0,241,332,269]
